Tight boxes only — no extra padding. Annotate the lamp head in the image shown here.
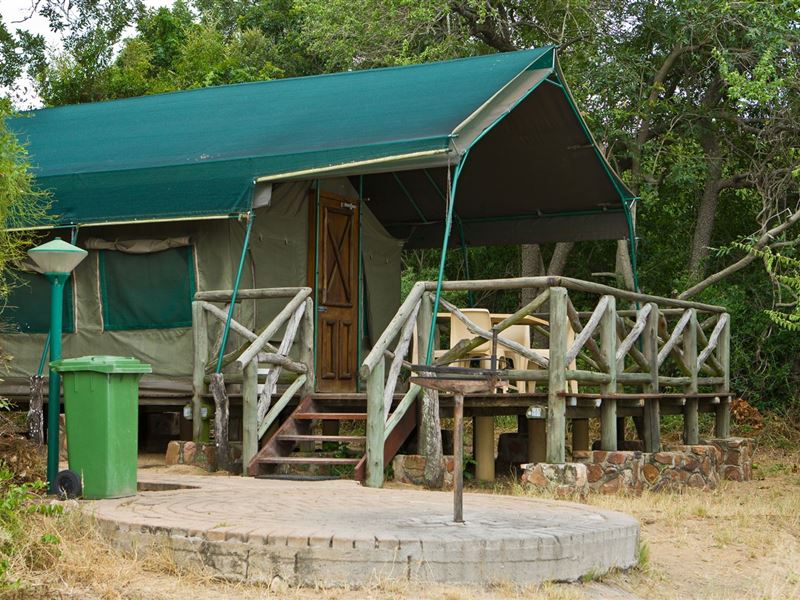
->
[27,237,88,275]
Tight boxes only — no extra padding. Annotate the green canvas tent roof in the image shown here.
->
[8,46,634,244]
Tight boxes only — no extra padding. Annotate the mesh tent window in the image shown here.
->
[99,246,196,331]
[2,271,75,333]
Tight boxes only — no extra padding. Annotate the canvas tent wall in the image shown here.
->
[1,178,401,386]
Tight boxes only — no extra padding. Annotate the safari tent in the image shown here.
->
[1,46,645,469]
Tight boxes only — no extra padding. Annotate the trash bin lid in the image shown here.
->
[51,355,153,374]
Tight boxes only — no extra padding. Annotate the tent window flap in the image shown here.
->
[3,272,75,334]
[99,246,196,331]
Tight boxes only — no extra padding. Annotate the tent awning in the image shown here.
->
[11,46,618,228]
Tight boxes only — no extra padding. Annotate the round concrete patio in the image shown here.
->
[87,473,639,586]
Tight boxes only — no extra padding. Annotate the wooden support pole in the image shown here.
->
[572,419,589,452]
[599,295,618,451]
[300,297,315,394]
[714,313,731,438]
[475,416,495,481]
[683,309,699,444]
[528,418,546,463]
[209,373,230,472]
[420,388,444,488]
[365,359,386,488]
[415,292,444,488]
[241,359,258,474]
[415,292,433,442]
[453,393,464,523]
[192,301,209,442]
[546,287,568,463]
[642,303,660,452]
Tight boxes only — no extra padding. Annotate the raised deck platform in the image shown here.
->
[88,472,640,586]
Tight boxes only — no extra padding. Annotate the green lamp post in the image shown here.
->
[27,238,87,494]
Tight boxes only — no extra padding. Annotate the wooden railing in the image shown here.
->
[191,287,314,473]
[360,276,731,487]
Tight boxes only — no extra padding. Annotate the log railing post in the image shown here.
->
[683,309,699,444]
[242,359,258,474]
[365,359,386,488]
[642,302,661,452]
[416,292,444,488]
[714,312,731,438]
[599,295,618,451]
[546,287,568,463]
[300,297,315,394]
[191,301,209,442]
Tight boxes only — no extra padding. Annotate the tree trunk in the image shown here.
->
[615,239,636,291]
[689,134,723,277]
[520,244,545,305]
[547,242,574,276]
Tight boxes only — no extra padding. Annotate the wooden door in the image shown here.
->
[312,191,359,393]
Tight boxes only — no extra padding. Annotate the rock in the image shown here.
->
[642,463,659,484]
[607,452,627,465]
[723,466,743,481]
[687,473,705,488]
[525,465,548,487]
[183,441,197,464]
[586,463,603,483]
[601,476,621,494]
[682,456,699,471]
[654,452,674,465]
[270,576,289,593]
[165,441,180,465]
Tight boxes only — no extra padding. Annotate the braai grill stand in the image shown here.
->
[411,332,507,523]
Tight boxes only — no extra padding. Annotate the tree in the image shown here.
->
[0,99,50,343]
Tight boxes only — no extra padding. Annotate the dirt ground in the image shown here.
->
[6,444,800,599]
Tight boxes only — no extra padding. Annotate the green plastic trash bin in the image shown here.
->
[51,356,152,499]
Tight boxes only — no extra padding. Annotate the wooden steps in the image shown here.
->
[277,434,365,443]
[257,456,361,465]
[247,393,418,481]
[293,412,367,420]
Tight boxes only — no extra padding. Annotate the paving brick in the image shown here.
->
[85,471,639,586]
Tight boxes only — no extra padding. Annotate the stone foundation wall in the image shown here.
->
[391,454,455,489]
[702,438,754,481]
[164,441,244,471]
[573,446,719,493]
[165,441,218,471]
[520,463,589,498]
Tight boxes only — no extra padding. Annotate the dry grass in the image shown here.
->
[4,414,800,599]
[2,510,597,600]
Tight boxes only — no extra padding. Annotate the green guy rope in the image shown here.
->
[215,210,255,373]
